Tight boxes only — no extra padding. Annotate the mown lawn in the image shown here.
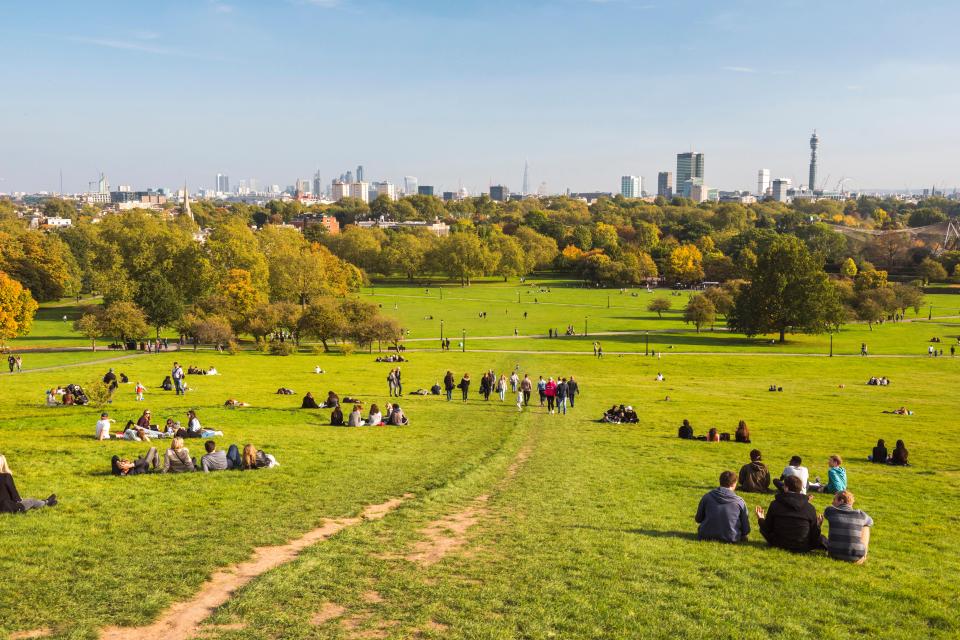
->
[0,284,959,639]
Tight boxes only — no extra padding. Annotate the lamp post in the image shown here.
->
[829,332,833,358]
[440,287,443,301]
[440,319,444,348]
[584,316,588,337]
[929,304,933,320]
[518,291,521,304]
[607,294,610,309]
[645,331,650,356]
[462,329,466,353]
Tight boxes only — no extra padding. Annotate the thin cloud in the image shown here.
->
[209,1,234,13]
[69,37,222,60]
[721,66,757,73]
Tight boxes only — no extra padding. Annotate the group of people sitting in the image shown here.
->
[332,402,408,427]
[95,410,223,441]
[695,471,873,563]
[678,420,752,443]
[186,365,218,375]
[375,354,406,363]
[45,383,90,406]
[869,439,909,465]
[767,384,784,392]
[301,391,350,409]
[111,439,277,475]
[866,376,891,386]
[601,405,639,423]
[735,450,848,495]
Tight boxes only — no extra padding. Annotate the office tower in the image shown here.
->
[808,131,819,191]
[375,181,397,201]
[248,178,259,193]
[418,185,434,196]
[356,165,364,182]
[620,175,642,198]
[772,178,792,202]
[758,169,771,196]
[490,185,509,202]
[442,191,455,201]
[313,171,322,197]
[657,172,673,198]
[296,179,311,195]
[331,180,349,201]
[349,181,370,203]
[522,160,530,196]
[216,173,229,193]
[676,152,704,188]
[404,176,418,196]
[345,170,354,183]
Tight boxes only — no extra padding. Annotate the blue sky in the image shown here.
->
[2,0,959,195]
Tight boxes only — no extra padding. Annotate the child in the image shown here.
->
[135,381,145,402]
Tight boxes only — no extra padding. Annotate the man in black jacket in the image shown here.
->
[566,376,580,408]
[755,475,821,552]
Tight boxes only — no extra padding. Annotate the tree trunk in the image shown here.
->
[321,339,329,352]
[779,328,786,343]
[91,339,97,352]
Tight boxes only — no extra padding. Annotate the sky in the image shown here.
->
[2,0,960,195]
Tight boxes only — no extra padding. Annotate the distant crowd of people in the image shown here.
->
[95,409,223,441]
[441,370,579,414]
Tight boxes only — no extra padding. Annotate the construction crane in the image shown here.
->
[835,177,852,195]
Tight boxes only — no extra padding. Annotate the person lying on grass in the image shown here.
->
[0,455,58,513]
[695,470,750,543]
[821,490,873,564]
[201,440,241,472]
[808,455,847,494]
[241,444,278,470]
[111,448,160,476]
[755,475,821,552]
[738,449,771,493]
[881,406,913,415]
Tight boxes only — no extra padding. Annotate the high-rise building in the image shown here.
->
[657,172,673,198]
[490,185,509,202]
[772,178,792,202]
[758,169,771,197]
[331,180,349,202]
[345,170,354,183]
[676,152,704,189]
[808,131,819,192]
[313,171,322,198]
[375,181,397,201]
[349,181,370,203]
[296,179,311,195]
[216,173,229,193]
[418,185,434,196]
[404,176,418,196]
[620,175,642,198]
[97,173,109,194]
[356,165,364,183]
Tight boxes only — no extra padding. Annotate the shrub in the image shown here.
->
[268,341,296,356]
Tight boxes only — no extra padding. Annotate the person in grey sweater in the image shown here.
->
[201,440,230,472]
[695,470,751,543]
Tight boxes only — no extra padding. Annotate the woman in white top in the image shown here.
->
[367,403,382,426]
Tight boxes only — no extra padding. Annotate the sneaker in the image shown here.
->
[45,494,58,507]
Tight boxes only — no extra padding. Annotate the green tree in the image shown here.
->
[918,257,947,284]
[205,217,269,291]
[648,298,671,319]
[840,257,858,278]
[73,312,104,351]
[727,235,844,343]
[99,301,149,344]
[135,277,185,339]
[702,286,734,317]
[431,233,496,285]
[380,233,427,280]
[684,294,716,332]
[298,299,346,352]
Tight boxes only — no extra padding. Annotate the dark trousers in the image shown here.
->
[226,444,241,469]
[461,388,468,402]
[523,390,531,405]
[538,391,545,406]
[446,388,453,401]
[547,396,555,411]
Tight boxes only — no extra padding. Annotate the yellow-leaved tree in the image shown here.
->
[0,271,39,346]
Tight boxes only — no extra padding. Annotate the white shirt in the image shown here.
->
[781,465,810,494]
[96,419,112,440]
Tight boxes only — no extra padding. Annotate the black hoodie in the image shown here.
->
[758,491,821,552]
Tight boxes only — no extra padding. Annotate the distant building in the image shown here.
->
[657,172,673,198]
[374,181,397,201]
[296,179,311,195]
[620,175,642,198]
[216,173,230,193]
[82,192,111,204]
[569,192,614,205]
[772,178,792,202]
[290,213,340,235]
[719,191,757,204]
[403,176,418,196]
[110,190,167,205]
[42,216,72,228]
[490,185,509,202]
[689,182,709,203]
[312,172,323,198]
[332,180,370,203]
[809,131,819,192]
[356,165,364,183]
[758,169,771,197]
[356,217,449,237]
[417,185,435,196]
[442,191,456,201]
[676,152,704,188]
[679,178,704,200]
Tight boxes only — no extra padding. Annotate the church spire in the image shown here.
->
[182,182,193,221]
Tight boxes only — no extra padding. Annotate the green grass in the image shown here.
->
[1,282,959,639]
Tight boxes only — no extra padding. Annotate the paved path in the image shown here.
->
[0,352,151,376]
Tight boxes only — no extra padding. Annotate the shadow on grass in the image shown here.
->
[567,524,699,542]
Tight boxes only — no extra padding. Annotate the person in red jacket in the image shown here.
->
[544,377,558,414]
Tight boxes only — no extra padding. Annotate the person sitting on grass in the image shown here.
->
[0,455,58,513]
[46,389,59,407]
[301,392,320,409]
[678,419,694,439]
[321,391,340,408]
[707,428,720,442]
[367,404,382,426]
[869,439,888,463]
[162,437,196,473]
[773,456,809,494]
[738,449,771,493]
[111,448,160,476]
[821,490,873,564]
[388,403,409,426]
[330,404,344,426]
[161,376,174,391]
[734,420,751,443]
[809,455,847,494]
[621,406,639,423]
[755,475,821,552]
[890,440,909,466]
[695,470,751,543]
[241,444,277,469]
[201,440,239,472]
[348,404,364,427]
[602,405,623,423]
[95,412,115,440]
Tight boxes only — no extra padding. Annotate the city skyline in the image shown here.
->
[2,1,960,194]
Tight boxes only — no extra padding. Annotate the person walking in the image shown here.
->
[521,374,532,406]
[135,382,145,402]
[14,356,22,372]
[6,355,14,373]
[497,374,507,401]
[172,362,185,395]
[443,370,455,402]
[458,373,471,402]
[544,377,557,414]
[566,376,579,408]
[510,371,519,394]
[387,368,397,397]
[537,376,547,407]
[395,367,403,395]
[556,377,568,415]
[597,344,603,358]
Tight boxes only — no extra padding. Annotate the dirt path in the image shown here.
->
[97,494,412,640]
